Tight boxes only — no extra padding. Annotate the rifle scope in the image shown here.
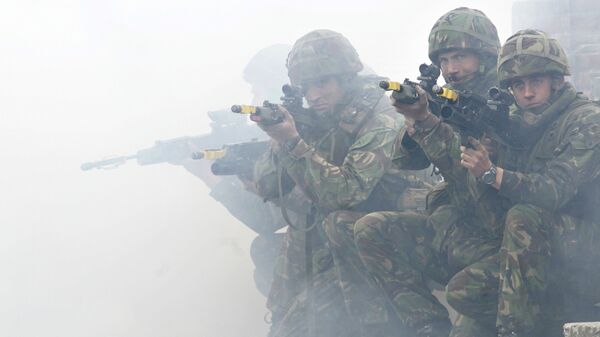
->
[419,63,441,79]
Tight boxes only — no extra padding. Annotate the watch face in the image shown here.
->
[481,171,495,184]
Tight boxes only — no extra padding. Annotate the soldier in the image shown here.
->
[177,44,291,297]
[451,30,600,337]
[354,7,504,337]
[251,29,423,337]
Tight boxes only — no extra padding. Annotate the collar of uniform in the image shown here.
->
[448,65,499,97]
[512,83,578,146]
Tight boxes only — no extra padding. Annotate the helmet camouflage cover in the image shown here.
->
[498,29,570,87]
[243,43,290,90]
[428,7,501,64]
[287,29,363,86]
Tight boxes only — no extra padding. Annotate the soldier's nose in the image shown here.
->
[446,61,460,75]
[523,83,535,99]
[304,87,321,102]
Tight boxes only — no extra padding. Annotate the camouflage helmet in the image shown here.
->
[498,29,570,87]
[243,44,290,89]
[287,29,363,86]
[243,44,291,101]
[428,7,501,64]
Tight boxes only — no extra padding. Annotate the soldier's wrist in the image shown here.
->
[277,138,312,166]
[492,166,503,189]
[282,135,302,153]
[413,112,440,134]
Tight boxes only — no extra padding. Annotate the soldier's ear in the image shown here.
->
[550,75,565,91]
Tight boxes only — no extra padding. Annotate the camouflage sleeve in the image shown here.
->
[275,113,397,210]
[499,110,600,211]
[410,119,468,185]
[253,144,296,201]
[209,177,283,234]
[391,129,432,170]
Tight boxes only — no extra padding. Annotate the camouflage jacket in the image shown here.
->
[254,75,419,214]
[395,68,500,213]
[409,109,513,236]
[411,83,600,234]
[498,84,600,218]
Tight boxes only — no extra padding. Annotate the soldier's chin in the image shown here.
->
[310,104,330,114]
[521,101,546,109]
[447,75,467,85]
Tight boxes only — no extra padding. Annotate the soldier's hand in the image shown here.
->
[253,106,300,145]
[237,173,259,195]
[404,118,416,136]
[479,135,497,160]
[460,136,493,178]
[391,85,431,122]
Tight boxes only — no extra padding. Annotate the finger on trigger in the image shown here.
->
[463,148,478,157]
[479,132,488,142]
[468,136,483,149]
[460,153,473,162]
[415,86,427,104]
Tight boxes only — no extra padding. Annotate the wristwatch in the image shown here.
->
[481,164,497,185]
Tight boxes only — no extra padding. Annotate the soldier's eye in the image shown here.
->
[317,78,329,87]
[531,78,544,87]
[511,81,525,91]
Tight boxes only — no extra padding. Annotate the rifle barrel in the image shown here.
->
[80,154,137,171]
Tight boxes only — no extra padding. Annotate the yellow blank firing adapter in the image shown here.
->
[433,85,459,102]
[379,80,404,91]
[191,148,227,160]
[231,105,258,114]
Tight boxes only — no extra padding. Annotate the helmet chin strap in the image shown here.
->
[479,63,487,74]
[551,76,566,93]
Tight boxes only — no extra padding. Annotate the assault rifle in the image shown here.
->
[432,85,514,146]
[231,83,305,126]
[379,63,441,104]
[81,109,267,171]
[380,62,514,148]
[191,140,269,176]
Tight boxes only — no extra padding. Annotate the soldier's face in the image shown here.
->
[510,74,553,109]
[250,86,267,105]
[303,77,345,114]
[438,50,480,85]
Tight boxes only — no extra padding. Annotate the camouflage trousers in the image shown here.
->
[354,205,500,335]
[267,211,370,337]
[267,225,357,337]
[322,211,407,337]
[267,209,406,337]
[251,232,285,297]
[446,204,600,336]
